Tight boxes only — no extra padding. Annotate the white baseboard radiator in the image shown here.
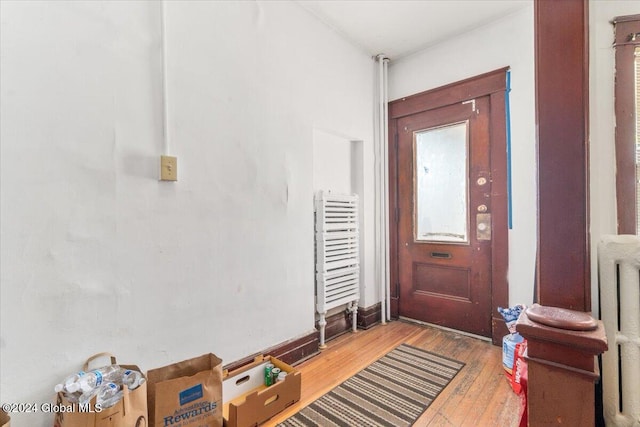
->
[314,191,360,349]
[598,235,640,427]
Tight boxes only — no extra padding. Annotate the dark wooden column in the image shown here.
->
[535,0,590,311]
[517,305,607,426]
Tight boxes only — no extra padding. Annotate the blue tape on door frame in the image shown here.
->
[506,70,513,230]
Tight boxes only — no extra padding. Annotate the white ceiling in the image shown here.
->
[297,0,531,60]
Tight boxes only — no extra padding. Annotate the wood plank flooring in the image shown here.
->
[264,320,522,426]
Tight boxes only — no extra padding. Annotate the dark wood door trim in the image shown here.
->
[388,69,509,344]
[614,15,640,235]
[489,90,509,343]
[389,67,509,120]
[535,0,590,311]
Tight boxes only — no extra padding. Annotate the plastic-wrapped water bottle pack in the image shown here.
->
[54,365,145,408]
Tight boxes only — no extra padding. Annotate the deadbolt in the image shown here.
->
[477,204,488,212]
[477,177,487,186]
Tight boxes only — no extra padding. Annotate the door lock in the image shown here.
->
[477,213,491,240]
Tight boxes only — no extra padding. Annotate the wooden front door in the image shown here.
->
[389,69,509,343]
[396,95,493,337]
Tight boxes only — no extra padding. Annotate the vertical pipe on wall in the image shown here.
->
[383,57,391,321]
[375,55,385,324]
[160,0,171,155]
[376,54,389,324]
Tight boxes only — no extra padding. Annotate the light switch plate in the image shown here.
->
[160,155,177,181]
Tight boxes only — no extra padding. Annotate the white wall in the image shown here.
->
[388,4,536,307]
[313,130,354,195]
[0,1,374,425]
[589,0,639,318]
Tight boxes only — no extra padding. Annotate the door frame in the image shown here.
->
[388,68,509,345]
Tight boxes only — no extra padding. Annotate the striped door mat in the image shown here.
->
[277,343,465,427]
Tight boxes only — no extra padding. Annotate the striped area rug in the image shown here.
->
[277,344,465,427]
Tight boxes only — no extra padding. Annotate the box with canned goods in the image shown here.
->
[222,355,301,427]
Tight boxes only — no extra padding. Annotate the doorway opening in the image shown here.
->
[388,68,510,344]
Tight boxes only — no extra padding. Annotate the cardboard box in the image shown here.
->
[1,409,10,427]
[222,356,301,427]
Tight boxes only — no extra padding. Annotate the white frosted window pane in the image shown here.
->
[415,122,468,243]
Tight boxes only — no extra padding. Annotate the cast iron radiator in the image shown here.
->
[598,235,640,427]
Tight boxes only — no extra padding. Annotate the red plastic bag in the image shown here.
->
[510,340,528,427]
[510,340,527,393]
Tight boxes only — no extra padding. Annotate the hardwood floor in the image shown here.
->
[264,320,522,426]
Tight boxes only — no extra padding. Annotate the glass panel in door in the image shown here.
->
[414,121,469,243]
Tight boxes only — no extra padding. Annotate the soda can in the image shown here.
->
[264,363,274,386]
[271,367,281,384]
